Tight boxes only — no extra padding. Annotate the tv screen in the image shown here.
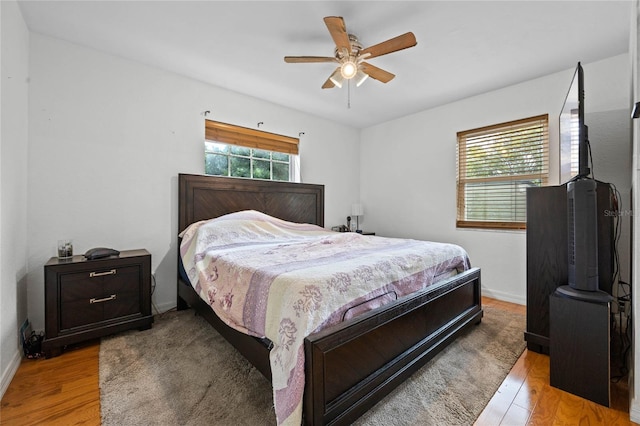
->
[559,62,588,183]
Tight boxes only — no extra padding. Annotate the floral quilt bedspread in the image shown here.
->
[179,210,470,425]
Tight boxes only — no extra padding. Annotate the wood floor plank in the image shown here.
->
[512,351,548,411]
[0,341,101,426]
[525,382,563,425]
[501,403,532,425]
[474,353,531,425]
[474,398,510,425]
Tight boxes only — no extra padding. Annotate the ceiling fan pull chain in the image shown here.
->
[347,79,351,109]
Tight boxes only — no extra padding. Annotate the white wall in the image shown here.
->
[26,33,361,330]
[360,54,630,305]
[586,56,633,293]
[0,0,30,398]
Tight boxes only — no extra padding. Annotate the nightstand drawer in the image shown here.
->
[59,265,142,330]
[60,265,141,302]
[60,295,140,330]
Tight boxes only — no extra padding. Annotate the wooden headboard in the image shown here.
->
[178,174,325,232]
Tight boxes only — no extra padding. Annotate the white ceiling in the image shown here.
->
[17,1,632,129]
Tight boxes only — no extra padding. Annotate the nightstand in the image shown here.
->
[42,249,153,358]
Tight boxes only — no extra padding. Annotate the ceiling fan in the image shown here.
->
[284,16,417,89]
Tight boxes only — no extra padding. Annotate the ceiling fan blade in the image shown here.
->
[360,62,395,83]
[359,32,417,59]
[322,78,336,89]
[284,56,338,63]
[324,16,351,53]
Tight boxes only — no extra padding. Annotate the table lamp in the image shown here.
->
[351,203,364,233]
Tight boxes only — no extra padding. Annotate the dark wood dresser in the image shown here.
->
[525,181,613,354]
[42,249,153,358]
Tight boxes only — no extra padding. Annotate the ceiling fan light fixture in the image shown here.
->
[284,17,417,91]
[355,70,369,87]
[340,59,358,79]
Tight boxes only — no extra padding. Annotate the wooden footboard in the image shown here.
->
[178,267,482,425]
[303,267,482,425]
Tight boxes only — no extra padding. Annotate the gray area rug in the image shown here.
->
[100,305,525,425]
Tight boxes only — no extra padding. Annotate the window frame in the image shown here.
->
[456,114,549,230]
[204,120,299,182]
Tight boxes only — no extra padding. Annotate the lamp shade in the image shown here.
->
[351,203,364,216]
[355,70,369,87]
[329,68,344,88]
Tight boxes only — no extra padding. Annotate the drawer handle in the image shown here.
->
[89,269,116,278]
[90,294,117,304]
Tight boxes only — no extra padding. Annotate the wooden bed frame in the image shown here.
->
[176,173,483,425]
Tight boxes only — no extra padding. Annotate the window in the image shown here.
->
[204,142,293,181]
[204,120,299,182]
[456,114,549,230]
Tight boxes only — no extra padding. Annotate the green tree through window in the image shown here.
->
[204,120,299,182]
[205,141,291,181]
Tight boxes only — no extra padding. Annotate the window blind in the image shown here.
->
[205,120,299,155]
[456,114,549,230]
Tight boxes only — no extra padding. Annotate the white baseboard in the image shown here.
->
[153,301,177,315]
[630,398,640,423]
[0,349,22,400]
[482,287,526,306]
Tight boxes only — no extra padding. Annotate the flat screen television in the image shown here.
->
[556,62,611,302]
[559,62,590,183]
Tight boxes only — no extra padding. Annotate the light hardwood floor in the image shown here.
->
[477,298,636,426]
[0,297,636,425]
